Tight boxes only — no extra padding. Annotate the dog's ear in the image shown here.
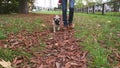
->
[59,18,61,20]
[53,18,55,20]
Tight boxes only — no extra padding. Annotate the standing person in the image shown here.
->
[58,0,75,29]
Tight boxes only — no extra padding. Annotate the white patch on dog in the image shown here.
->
[53,15,61,32]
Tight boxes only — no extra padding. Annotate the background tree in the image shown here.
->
[75,0,84,8]
[85,0,95,6]
[19,0,28,14]
[28,0,35,11]
[0,0,35,14]
[110,0,120,12]
[95,0,104,4]
[0,0,19,14]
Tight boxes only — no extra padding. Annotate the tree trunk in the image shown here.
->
[19,0,28,14]
[102,3,105,15]
[113,1,119,12]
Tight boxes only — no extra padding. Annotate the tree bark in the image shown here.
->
[19,0,28,14]
[102,3,105,15]
[113,1,119,12]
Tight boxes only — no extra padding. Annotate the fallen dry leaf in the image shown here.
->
[81,51,88,59]
[0,59,12,68]
[12,56,24,65]
[0,41,3,46]
[107,21,111,23]
[39,64,44,68]
[55,43,59,46]
[41,24,46,27]
[70,62,78,66]
[65,62,71,68]
[56,62,61,68]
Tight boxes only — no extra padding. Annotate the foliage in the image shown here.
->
[75,0,84,8]
[76,0,111,7]
[0,0,35,14]
[28,0,36,12]
[0,0,19,14]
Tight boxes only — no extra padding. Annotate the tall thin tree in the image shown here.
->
[19,0,28,14]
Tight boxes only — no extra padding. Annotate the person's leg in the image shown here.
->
[62,0,68,27]
[68,0,75,24]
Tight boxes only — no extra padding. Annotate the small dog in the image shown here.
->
[53,15,61,32]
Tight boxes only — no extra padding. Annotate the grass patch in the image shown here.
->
[0,48,32,61]
[30,42,46,52]
[33,10,62,15]
[0,14,45,34]
[0,31,7,40]
[81,12,120,17]
[74,13,120,67]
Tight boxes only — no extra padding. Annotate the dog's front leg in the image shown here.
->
[57,26,60,31]
[53,21,56,33]
[53,26,56,33]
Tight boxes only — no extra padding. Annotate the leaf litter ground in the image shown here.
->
[0,14,88,68]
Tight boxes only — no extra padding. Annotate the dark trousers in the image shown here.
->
[62,0,75,26]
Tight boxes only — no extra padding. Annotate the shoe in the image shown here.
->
[69,23,75,29]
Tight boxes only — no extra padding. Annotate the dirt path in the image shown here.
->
[1,14,88,68]
[29,14,88,68]
[37,31,88,68]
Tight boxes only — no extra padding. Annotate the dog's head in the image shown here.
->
[53,15,61,25]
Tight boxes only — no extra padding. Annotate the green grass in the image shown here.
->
[33,10,70,15]
[30,41,46,52]
[0,48,32,61]
[74,13,120,67]
[0,14,45,34]
[105,12,120,16]
[34,10,62,15]
[87,12,120,16]
[0,31,7,40]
